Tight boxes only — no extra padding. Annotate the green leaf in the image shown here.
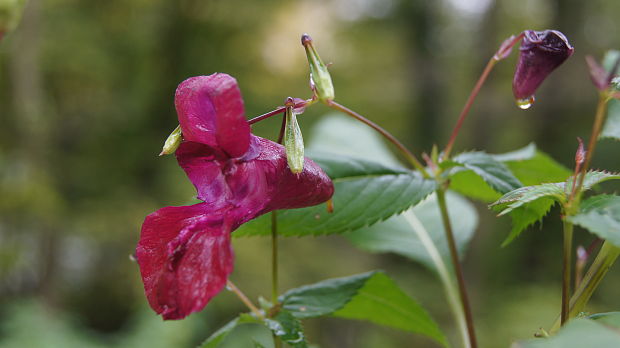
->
[568,195,620,247]
[590,312,620,328]
[512,318,620,348]
[448,145,570,203]
[599,50,620,140]
[490,183,565,216]
[279,271,446,346]
[565,170,620,193]
[449,170,502,202]
[602,50,620,71]
[490,183,566,246]
[264,311,308,348]
[199,314,262,348]
[490,142,537,162]
[333,272,447,347]
[252,341,267,348]
[280,271,374,319]
[345,191,478,271]
[506,151,571,186]
[499,198,555,247]
[234,153,436,237]
[490,171,620,246]
[307,114,402,167]
[450,151,522,194]
[600,99,620,141]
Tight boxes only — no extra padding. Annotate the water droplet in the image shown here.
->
[516,95,535,109]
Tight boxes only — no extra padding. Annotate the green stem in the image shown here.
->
[442,58,498,160]
[569,93,609,203]
[436,188,477,348]
[550,241,620,332]
[226,280,264,320]
[326,100,430,177]
[561,221,574,325]
[402,210,470,348]
[271,211,282,348]
[271,211,279,304]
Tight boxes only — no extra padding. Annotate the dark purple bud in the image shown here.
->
[512,30,574,102]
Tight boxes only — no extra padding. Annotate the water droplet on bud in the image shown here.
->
[516,95,535,109]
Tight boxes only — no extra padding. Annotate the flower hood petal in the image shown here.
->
[175,74,251,158]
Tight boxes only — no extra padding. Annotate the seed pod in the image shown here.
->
[283,98,304,173]
[160,125,183,156]
[302,34,335,102]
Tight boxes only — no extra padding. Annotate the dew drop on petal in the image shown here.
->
[516,95,535,110]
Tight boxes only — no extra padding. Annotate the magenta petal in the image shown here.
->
[136,203,234,320]
[253,137,334,211]
[176,136,334,227]
[176,141,232,204]
[224,137,334,221]
[175,74,251,157]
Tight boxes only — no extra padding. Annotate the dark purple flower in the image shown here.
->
[512,30,574,101]
[136,74,334,320]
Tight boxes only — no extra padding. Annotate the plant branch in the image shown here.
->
[442,58,498,160]
[271,211,282,348]
[326,100,430,177]
[248,106,285,125]
[569,93,609,202]
[436,188,477,348]
[226,280,264,320]
[561,220,574,325]
[550,241,620,332]
[248,98,316,125]
[271,211,279,304]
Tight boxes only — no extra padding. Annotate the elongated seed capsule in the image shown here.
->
[283,97,304,173]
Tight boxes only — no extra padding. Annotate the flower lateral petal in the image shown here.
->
[136,203,234,320]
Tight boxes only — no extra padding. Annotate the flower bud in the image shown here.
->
[0,0,26,40]
[302,34,335,102]
[512,30,574,102]
[159,125,183,156]
[283,97,304,173]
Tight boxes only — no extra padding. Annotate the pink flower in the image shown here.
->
[136,74,334,320]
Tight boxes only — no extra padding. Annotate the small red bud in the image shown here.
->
[575,137,585,167]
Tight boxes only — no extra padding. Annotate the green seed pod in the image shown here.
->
[160,125,183,156]
[283,98,304,174]
[302,34,335,102]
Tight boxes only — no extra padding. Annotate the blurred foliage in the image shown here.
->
[1,0,620,347]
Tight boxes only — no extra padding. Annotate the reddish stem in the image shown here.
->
[442,58,498,160]
[443,32,524,160]
[248,106,286,125]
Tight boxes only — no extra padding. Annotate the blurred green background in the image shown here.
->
[1,0,620,347]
